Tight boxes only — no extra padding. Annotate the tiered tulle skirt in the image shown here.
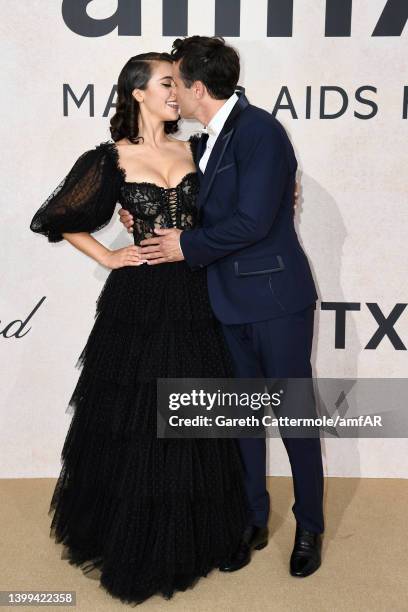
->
[48,261,248,605]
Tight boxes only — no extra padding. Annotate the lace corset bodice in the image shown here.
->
[29,136,202,245]
[119,176,199,245]
[110,142,200,245]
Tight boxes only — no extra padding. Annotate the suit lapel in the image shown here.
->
[197,92,250,210]
[198,129,233,207]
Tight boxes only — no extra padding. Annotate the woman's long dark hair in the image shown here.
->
[110,52,179,144]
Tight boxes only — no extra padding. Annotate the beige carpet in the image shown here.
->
[1,477,407,611]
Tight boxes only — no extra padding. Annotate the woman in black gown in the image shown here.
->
[29,52,248,605]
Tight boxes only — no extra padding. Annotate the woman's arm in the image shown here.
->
[30,143,147,268]
[30,144,119,243]
[61,231,145,269]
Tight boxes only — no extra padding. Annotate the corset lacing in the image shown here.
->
[165,187,178,227]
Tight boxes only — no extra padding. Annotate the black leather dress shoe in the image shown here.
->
[290,523,322,577]
[219,524,269,572]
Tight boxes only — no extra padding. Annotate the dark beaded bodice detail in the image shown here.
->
[108,142,200,246]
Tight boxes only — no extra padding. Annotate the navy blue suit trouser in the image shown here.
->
[221,303,324,534]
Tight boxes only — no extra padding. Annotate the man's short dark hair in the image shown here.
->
[171,36,240,100]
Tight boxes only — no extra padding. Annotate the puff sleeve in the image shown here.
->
[29,142,121,243]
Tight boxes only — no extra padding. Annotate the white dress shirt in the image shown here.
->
[199,92,239,173]
[178,92,239,257]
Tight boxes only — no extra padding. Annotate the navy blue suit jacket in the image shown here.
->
[180,92,318,324]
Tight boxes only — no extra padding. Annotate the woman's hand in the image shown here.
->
[118,207,134,232]
[100,245,147,269]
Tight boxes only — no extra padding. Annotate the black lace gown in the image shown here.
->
[29,138,248,605]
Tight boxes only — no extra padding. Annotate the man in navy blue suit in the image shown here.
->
[119,35,324,578]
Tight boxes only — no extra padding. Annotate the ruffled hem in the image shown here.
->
[49,260,248,605]
[49,457,246,605]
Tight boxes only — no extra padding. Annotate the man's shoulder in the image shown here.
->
[238,103,286,134]
[234,103,290,150]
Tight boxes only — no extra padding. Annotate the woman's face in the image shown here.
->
[171,60,198,119]
[133,60,180,122]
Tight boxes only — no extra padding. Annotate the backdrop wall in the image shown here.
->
[1,0,407,478]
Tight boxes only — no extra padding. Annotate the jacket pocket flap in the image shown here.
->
[234,255,285,276]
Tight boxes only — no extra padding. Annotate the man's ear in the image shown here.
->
[192,81,206,100]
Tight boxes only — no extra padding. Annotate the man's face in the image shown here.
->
[171,60,199,119]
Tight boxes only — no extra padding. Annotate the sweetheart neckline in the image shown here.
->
[122,170,198,191]
[107,141,198,191]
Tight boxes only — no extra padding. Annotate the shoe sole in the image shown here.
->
[290,559,321,578]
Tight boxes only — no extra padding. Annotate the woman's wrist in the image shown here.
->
[98,249,112,267]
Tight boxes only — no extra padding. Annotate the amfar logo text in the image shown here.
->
[62,0,407,38]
